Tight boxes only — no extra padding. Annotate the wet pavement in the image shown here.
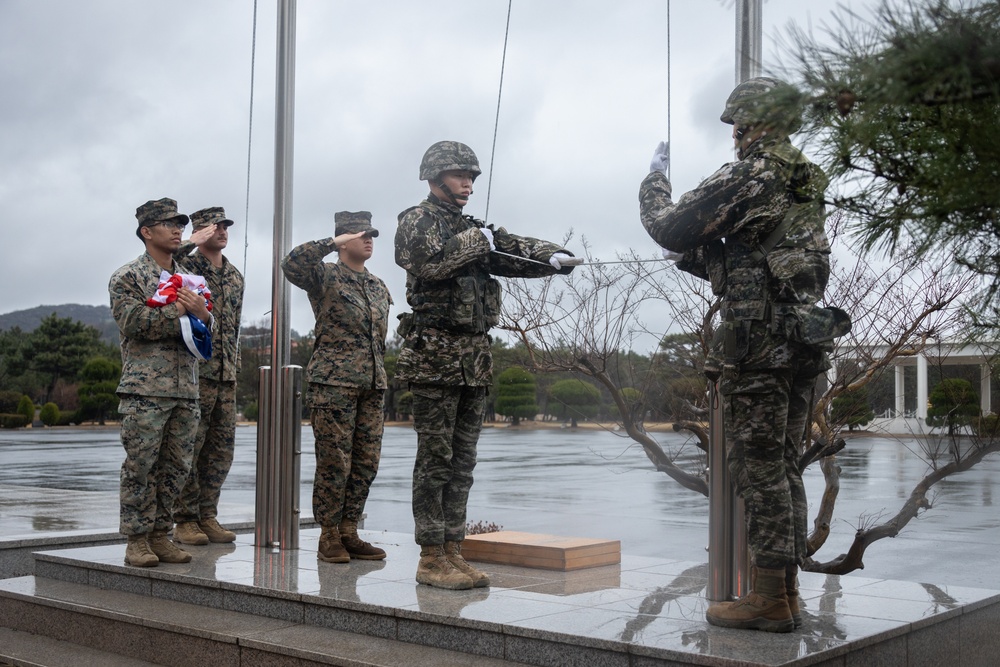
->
[1,424,999,589]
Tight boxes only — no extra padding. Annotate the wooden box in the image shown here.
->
[461,531,621,571]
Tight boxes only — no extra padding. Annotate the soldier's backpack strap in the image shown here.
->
[749,214,793,263]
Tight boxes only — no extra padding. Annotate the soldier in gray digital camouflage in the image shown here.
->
[110,197,214,567]
[171,207,245,547]
[639,77,849,632]
[281,211,392,564]
[395,140,581,590]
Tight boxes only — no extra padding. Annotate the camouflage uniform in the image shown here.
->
[172,207,245,525]
[280,215,392,529]
[395,192,572,546]
[639,132,831,570]
[110,198,203,537]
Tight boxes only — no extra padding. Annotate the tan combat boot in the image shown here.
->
[124,534,158,568]
[339,518,386,560]
[705,566,793,633]
[199,517,236,543]
[444,540,490,588]
[149,529,192,564]
[786,564,803,628]
[173,521,209,545]
[416,545,474,590]
[318,526,350,563]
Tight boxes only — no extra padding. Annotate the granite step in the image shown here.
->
[0,627,163,667]
[10,532,1000,667]
[0,576,531,667]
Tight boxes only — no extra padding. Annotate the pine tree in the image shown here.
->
[783,0,1000,314]
[495,366,538,426]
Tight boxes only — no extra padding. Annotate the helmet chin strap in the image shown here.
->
[433,177,472,208]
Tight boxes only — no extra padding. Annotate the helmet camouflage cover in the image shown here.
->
[419,141,482,181]
[720,76,801,134]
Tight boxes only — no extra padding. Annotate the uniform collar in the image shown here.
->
[427,193,465,215]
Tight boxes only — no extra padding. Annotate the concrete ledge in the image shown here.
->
[0,519,320,580]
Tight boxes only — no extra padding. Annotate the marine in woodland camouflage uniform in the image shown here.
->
[640,78,847,631]
[110,197,214,567]
[171,207,245,545]
[395,140,578,589]
[281,211,392,563]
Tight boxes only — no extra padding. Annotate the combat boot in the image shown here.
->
[318,526,350,563]
[705,567,793,633]
[444,540,490,588]
[173,521,209,545]
[149,529,192,564]
[416,545,474,590]
[339,518,386,560]
[124,534,158,568]
[786,564,803,628]
[199,517,236,543]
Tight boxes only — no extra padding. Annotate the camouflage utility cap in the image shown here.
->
[335,210,379,237]
[135,198,188,238]
[190,206,234,229]
[419,141,481,181]
[720,76,802,134]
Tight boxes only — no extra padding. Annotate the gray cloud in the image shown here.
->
[0,0,866,343]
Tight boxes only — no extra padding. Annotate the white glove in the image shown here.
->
[549,252,583,270]
[649,140,670,175]
[480,227,495,250]
[662,248,684,263]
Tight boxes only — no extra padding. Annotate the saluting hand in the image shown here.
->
[334,231,366,249]
[187,223,218,247]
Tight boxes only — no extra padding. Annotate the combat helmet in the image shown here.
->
[419,141,482,181]
[720,76,801,134]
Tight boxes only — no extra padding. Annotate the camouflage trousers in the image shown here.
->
[308,384,385,527]
[722,367,815,570]
[174,379,236,523]
[410,383,486,546]
[118,394,199,536]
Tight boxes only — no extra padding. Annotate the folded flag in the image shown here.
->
[146,270,213,360]
[179,313,213,361]
[146,271,213,311]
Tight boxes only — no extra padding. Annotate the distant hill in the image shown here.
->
[0,304,118,343]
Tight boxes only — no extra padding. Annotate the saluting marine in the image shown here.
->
[640,77,849,632]
[395,140,580,590]
[282,211,392,564]
[172,207,245,547]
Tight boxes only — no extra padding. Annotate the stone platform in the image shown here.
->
[1,528,998,666]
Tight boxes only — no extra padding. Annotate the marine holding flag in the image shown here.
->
[109,197,215,568]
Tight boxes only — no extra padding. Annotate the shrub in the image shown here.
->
[547,378,602,427]
[466,520,503,535]
[243,402,259,421]
[0,413,29,429]
[0,390,22,413]
[495,366,538,425]
[832,385,875,431]
[56,410,78,426]
[396,392,413,418]
[973,413,1000,438]
[39,402,60,426]
[16,395,35,424]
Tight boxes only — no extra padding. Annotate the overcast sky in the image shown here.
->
[0,0,871,344]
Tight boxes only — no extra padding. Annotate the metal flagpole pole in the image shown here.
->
[707,0,759,603]
[255,0,302,550]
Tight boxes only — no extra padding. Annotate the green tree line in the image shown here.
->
[5,309,998,431]
[0,312,715,427]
